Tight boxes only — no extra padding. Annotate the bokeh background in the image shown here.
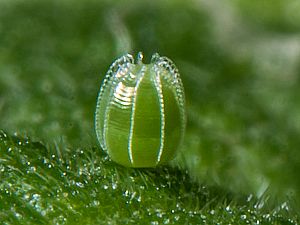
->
[0,0,300,223]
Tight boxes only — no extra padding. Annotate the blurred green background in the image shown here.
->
[0,0,300,224]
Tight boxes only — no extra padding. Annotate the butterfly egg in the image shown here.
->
[95,52,186,168]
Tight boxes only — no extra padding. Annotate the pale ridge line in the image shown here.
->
[155,68,165,165]
[157,57,186,137]
[128,66,146,165]
[96,54,133,151]
[103,71,119,156]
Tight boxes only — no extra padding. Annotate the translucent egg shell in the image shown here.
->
[95,52,186,168]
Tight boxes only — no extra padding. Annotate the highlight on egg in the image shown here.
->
[95,52,186,168]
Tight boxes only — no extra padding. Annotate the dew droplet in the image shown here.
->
[76,182,84,188]
[163,218,170,224]
[241,214,247,220]
[200,214,206,220]
[28,166,36,173]
[92,200,100,206]
[174,215,180,221]
[112,182,118,190]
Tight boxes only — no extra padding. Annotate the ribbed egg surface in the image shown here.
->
[95,53,186,168]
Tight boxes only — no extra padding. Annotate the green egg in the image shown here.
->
[95,52,186,168]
